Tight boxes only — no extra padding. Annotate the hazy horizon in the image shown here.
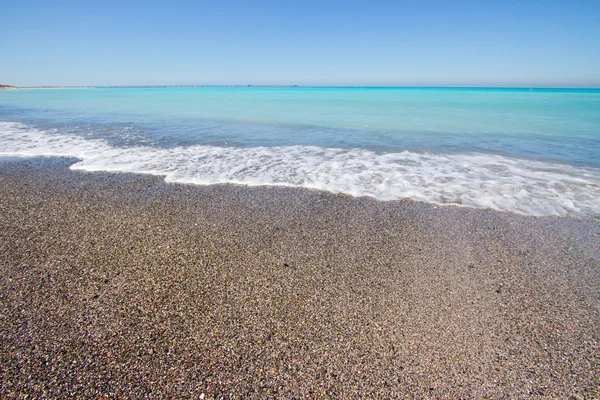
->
[5,84,600,89]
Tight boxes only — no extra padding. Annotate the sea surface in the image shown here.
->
[1,86,599,218]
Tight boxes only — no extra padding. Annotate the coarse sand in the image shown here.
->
[1,157,599,398]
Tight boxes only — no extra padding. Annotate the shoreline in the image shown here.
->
[0,149,597,220]
[1,157,599,397]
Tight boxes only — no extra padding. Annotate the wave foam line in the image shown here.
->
[2,121,599,218]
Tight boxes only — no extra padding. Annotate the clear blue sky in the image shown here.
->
[2,0,599,87]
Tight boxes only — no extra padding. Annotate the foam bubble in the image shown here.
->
[2,121,599,218]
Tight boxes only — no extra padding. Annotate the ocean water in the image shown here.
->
[1,86,599,218]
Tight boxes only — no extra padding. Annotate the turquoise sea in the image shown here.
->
[1,86,599,218]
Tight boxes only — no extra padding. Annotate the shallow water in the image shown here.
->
[1,87,599,217]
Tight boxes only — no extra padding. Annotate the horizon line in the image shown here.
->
[6,84,600,90]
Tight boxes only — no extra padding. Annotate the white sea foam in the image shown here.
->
[1,121,599,218]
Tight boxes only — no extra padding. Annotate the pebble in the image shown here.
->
[0,157,599,398]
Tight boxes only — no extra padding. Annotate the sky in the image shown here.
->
[1,0,599,87]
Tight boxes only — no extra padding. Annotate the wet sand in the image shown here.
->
[1,157,599,398]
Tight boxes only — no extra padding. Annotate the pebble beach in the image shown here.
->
[1,157,599,398]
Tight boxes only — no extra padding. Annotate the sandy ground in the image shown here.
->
[0,157,599,398]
